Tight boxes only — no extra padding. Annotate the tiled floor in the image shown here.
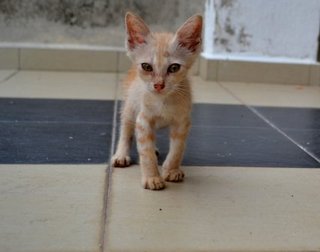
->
[0,70,320,252]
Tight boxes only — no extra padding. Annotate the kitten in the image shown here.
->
[112,12,202,190]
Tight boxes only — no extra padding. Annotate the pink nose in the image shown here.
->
[154,82,165,92]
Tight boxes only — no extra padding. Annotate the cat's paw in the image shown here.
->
[111,154,131,168]
[163,169,185,182]
[142,176,166,190]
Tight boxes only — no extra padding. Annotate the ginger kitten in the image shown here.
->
[112,12,202,190]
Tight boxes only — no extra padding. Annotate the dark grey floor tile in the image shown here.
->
[127,126,320,168]
[0,98,114,164]
[254,106,320,161]
[115,103,320,168]
[3,98,318,167]
[254,106,320,130]
[0,122,111,164]
[0,98,114,123]
[192,104,267,128]
[183,126,319,167]
[283,129,320,159]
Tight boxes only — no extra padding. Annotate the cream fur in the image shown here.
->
[112,12,202,190]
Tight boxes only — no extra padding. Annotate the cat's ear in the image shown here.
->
[175,15,202,53]
[125,12,151,50]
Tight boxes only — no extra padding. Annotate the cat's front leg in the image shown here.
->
[136,113,165,190]
[112,105,134,167]
[162,119,191,182]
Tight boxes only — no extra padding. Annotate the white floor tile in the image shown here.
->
[0,164,106,252]
[192,76,240,104]
[105,166,320,252]
[0,71,117,100]
[0,70,16,83]
[221,82,320,108]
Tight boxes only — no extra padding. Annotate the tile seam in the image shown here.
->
[0,70,19,85]
[0,120,112,125]
[101,70,120,252]
[18,48,21,70]
[218,82,320,164]
[191,125,275,130]
[308,64,311,85]
[215,60,219,81]
[116,51,120,73]
[245,106,320,163]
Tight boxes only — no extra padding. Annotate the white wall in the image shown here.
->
[204,0,320,62]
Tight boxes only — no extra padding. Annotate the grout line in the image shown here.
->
[218,82,320,164]
[0,70,19,85]
[215,60,219,81]
[308,64,311,85]
[116,51,120,73]
[110,78,120,160]
[0,120,110,125]
[18,48,21,70]
[0,42,125,52]
[247,106,320,163]
[100,71,120,252]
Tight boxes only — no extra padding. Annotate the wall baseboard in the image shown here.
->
[199,55,320,86]
[0,46,319,86]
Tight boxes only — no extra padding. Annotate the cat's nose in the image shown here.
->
[154,82,165,92]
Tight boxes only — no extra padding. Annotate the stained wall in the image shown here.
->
[204,0,320,62]
[0,0,205,47]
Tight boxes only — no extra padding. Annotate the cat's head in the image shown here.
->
[125,12,202,95]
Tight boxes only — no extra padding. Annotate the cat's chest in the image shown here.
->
[143,99,182,127]
[147,100,172,114]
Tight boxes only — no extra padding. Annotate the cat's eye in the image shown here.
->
[167,63,181,73]
[141,63,153,72]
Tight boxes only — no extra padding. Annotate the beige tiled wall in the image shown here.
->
[118,51,131,73]
[20,48,117,72]
[199,57,218,81]
[219,61,309,85]
[199,58,320,86]
[0,48,19,69]
[310,64,320,86]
